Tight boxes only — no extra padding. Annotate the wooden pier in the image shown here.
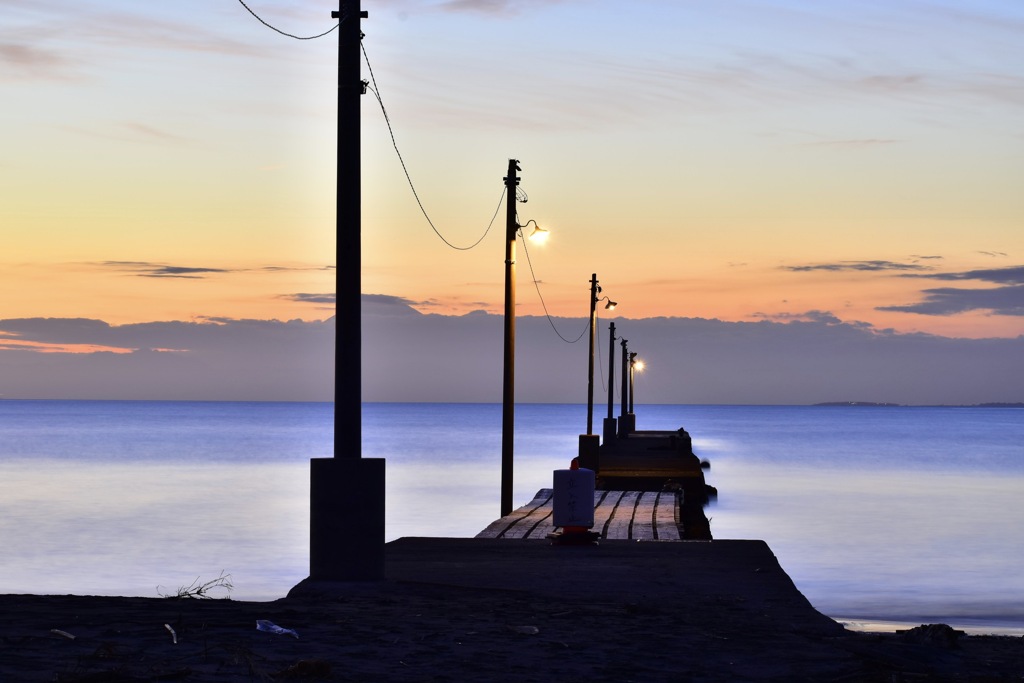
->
[477,488,690,541]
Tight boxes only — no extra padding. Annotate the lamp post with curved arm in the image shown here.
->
[585,274,616,436]
[500,161,548,517]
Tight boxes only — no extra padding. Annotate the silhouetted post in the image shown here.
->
[577,274,602,467]
[629,351,638,414]
[500,159,520,518]
[619,337,630,437]
[602,322,617,442]
[585,274,599,435]
[306,0,384,583]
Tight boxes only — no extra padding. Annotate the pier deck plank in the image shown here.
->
[476,489,684,541]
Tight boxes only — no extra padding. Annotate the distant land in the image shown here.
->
[814,402,1024,408]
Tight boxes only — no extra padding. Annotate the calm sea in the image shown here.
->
[1,400,1022,634]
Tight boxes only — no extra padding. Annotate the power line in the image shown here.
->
[236,0,339,40]
[520,233,589,344]
[362,41,501,250]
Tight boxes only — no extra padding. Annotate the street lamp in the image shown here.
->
[629,352,644,415]
[579,274,616,468]
[603,322,617,443]
[500,159,548,517]
[586,274,616,437]
[619,337,634,437]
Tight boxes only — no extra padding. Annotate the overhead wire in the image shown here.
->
[362,41,500,250]
[235,0,340,39]
[519,228,589,345]
[237,4,580,323]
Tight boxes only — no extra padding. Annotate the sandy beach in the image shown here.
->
[2,538,1022,682]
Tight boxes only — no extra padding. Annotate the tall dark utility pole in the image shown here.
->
[585,274,599,435]
[577,274,602,470]
[500,159,520,518]
[603,322,617,442]
[619,336,630,437]
[305,0,384,584]
[335,1,363,455]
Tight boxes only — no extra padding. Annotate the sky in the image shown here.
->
[1,0,1022,403]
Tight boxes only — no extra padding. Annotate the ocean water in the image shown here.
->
[1,400,1022,635]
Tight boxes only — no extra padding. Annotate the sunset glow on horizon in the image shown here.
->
[3,0,1023,394]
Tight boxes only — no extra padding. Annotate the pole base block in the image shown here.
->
[308,457,385,581]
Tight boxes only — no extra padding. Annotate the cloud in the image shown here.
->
[751,310,843,324]
[801,139,899,148]
[908,266,1024,285]
[857,74,925,91]
[878,286,1024,317]
[2,305,1022,404]
[285,293,336,305]
[362,294,424,316]
[437,0,574,16]
[361,309,1024,405]
[878,266,1024,317]
[94,261,229,278]
[785,260,934,273]
[143,266,230,279]
[0,42,73,81]
[93,261,332,279]
[0,316,335,400]
[259,265,335,273]
[120,122,189,144]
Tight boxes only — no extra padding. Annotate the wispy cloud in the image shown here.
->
[121,122,189,144]
[99,263,230,279]
[751,310,842,324]
[785,260,934,273]
[284,293,336,305]
[902,265,1024,285]
[801,139,899,148]
[437,0,575,16]
[93,261,332,279]
[878,285,1024,317]
[0,42,74,81]
[259,265,335,273]
[879,265,1024,316]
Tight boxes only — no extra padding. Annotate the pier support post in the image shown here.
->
[309,457,385,581]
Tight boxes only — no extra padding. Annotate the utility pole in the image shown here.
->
[586,274,599,436]
[500,159,520,517]
[619,337,629,437]
[629,351,638,414]
[603,322,617,442]
[334,1,364,456]
[578,274,602,469]
[304,0,384,584]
